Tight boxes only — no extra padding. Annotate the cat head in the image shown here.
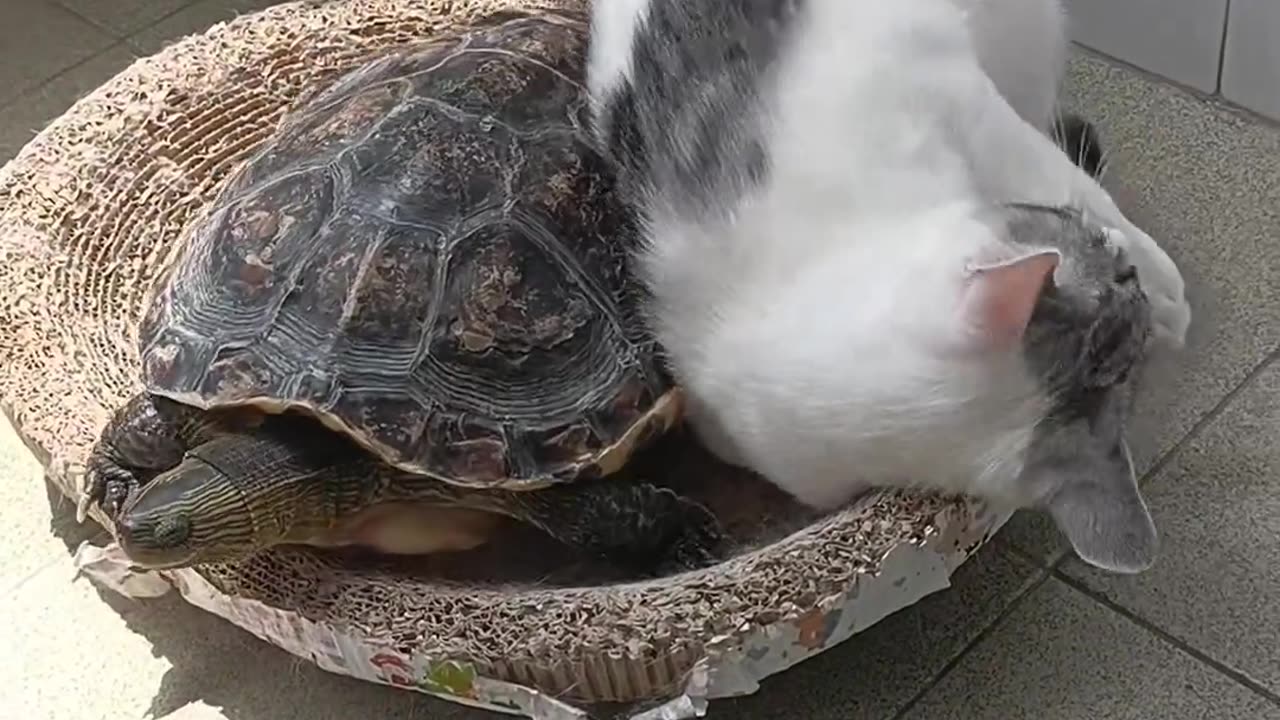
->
[964,203,1157,573]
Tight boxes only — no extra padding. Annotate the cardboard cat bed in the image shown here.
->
[0,1,1008,717]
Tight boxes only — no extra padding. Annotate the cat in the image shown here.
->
[585,0,1180,572]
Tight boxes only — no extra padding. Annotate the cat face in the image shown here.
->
[996,203,1157,573]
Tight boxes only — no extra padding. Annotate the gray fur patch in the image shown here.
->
[998,203,1157,572]
[592,0,806,219]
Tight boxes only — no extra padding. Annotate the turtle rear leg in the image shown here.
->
[450,481,727,577]
[81,393,212,521]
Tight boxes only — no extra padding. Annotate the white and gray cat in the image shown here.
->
[586,0,1191,572]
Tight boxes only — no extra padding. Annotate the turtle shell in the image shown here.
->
[137,12,677,489]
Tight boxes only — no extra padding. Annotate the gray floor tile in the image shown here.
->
[996,510,1064,567]
[901,578,1280,720]
[2,558,496,719]
[1220,0,1280,122]
[126,0,285,55]
[56,0,195,36]
[1001,51,1280,564]
[1,7,1276,718]
[1064,0,1229,93]
[0,0,117,106]
[712,547,1042,720]
[0,44,138,164]
[1061,360,1280,694]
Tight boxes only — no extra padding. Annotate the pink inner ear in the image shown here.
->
[964,250,1059,349]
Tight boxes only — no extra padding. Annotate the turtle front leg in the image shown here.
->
[465,481,728,577]
[80,393,209,522]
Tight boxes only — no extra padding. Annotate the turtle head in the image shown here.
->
[114,453,275,570]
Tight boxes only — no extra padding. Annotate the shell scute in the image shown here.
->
[341,103,515,230]
[183,168,333,331]
[326,389,433,461]
[588,371,658,442]
[424,414,511,486]
[522,420,606,477]
[336,224,441,356]
[267,211,371,341]
[201,345,283,404]
[140,330,202,393]
[430,222,596,366]
[141,14,673,486]
[228,76,410,193]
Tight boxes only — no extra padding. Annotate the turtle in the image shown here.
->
[77,10,725,576]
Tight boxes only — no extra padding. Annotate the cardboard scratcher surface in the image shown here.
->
[0,0,1005,715]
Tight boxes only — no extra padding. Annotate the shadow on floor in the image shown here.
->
[41,477,499,720]
[38,470,1045,720]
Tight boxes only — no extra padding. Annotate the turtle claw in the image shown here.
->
[652,494,728,576]
[656,543,721,577]
[82,451,142,522]
[490,480,728,578]
[75,491,93,524]
[600,485,728,578]
[103,474,139,518]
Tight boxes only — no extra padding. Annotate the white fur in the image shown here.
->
[952,0,1070,130]
[586,0,653,136]
[590,0,1190,511]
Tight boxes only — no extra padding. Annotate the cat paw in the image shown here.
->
[1102,227,1190,348]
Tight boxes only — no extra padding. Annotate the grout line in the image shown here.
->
[1071,43,1222,101]
[6,554,64,596]
[1053,571,1280,708]
[1043,350,1280,574]
[5,527,110,596]
[1215,0,1233,95]
[1073,43,1280,132]
[1002,344,1280,684]
[889,567,1053,719]
[0,39,140,115]
[50,0,203,41]
[1136,347,1280,490]
[1040,350,1280,698]
[0,1,122,108]
[1027,348,1280,573]
[47,0,127,39]
[993,535,1042,567]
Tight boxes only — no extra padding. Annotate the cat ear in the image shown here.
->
[1040,436,1158,574]
[961,250,1060,349]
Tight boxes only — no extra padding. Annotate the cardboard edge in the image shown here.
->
[70,495,1008,720]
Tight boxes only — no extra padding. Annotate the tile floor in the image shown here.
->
[2,1,1279,718]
